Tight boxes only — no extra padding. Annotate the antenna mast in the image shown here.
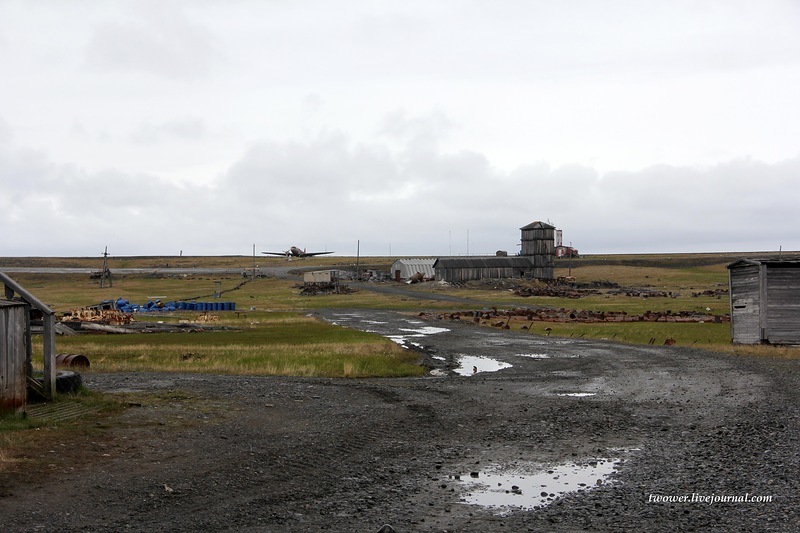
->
[100,246,112,288]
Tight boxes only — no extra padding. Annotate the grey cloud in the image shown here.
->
[3,113,799,256]
[83,7,217,79]
[131,117,207,144]
[217,123,800,256]
[0,116,12,145]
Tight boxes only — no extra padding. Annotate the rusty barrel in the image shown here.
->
[56,353,91,368]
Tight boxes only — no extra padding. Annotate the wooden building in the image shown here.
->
[519,221,556,280]
[727,259,800,345]
[1,273,57,414]
[0,299,28,414]
[433,257,535,284]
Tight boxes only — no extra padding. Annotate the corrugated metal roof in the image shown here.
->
[391,259,436,278]
[433,257,533,269]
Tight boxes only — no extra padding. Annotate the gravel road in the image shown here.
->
[1,309,797,532]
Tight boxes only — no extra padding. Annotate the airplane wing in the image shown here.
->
[301,251,335,257]
[261,251,289,256]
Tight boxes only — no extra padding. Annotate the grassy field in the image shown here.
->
[5,251,800,382]
[46,313,423,378]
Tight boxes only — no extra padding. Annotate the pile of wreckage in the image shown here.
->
[512,285,597,299]
[297,282,355,296]
[422,307,730,325]
[54,298,236,335]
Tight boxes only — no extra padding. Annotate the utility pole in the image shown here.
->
[100,246,112,288]
[356,240,360,280]
[568,241,573,277]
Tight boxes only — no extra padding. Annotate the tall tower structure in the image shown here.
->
[519,221,555,279]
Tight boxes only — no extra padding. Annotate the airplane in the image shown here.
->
[262,246,335,259]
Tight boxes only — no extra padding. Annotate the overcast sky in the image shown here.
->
[1,0,799,257]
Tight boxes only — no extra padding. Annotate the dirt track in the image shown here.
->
[1,309,798,532]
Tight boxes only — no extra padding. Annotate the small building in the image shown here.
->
[433,257,535,284]
[727,258,800,345]
[390,259,436,282]
[1,273,58,415]
[1,299,28,414]
[555,245,579,258]
[304,270,338,284]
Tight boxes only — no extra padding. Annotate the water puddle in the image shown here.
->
[386,326,451,350]
[515,353,550,359]
[558,392,596,397]
[455,458,622,513]
[454,355,512,375]
[399,326,450,335]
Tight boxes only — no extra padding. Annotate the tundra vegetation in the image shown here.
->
[4,252,799,384]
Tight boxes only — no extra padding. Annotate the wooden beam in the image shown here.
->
[42,314,57,398]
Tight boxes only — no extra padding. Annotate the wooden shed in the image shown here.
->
[0,299,28,414]
[1,273,57,414]
[303,270,337,284]
[727,259,800,345]
[433,257,535,284]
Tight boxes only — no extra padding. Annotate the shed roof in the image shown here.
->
[391,258,436,278]
[0,272,54,315]
[727,258,800,269]
[0,299,27,308]
[520,221,555,230]
[391,258,436,267]
[433,257,533,269]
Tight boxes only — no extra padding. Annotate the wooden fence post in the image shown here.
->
[42,313,57,398]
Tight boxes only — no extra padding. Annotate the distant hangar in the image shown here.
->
[433,256,538,283]
[391,220,557,283]
[391,259,436,282]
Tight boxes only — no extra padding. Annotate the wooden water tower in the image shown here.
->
[519,221,556,280]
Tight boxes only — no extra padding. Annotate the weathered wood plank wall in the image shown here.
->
[0,301,27,414]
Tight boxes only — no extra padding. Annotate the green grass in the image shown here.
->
[39,313,424,378]
[518,321,731,347]
[8,252,800,373]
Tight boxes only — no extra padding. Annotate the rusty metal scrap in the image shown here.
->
[56,353,90,368]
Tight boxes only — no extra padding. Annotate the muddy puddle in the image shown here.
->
[514,353,550,359]
[454,457,623,513]
[454,355,512,375]
[387,326,451,349]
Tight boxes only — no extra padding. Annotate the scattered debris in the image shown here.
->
[66,301,134,324]
[297,282,355,295]
[422,307,729,325]
[691,288,729,297]
[513,286,592,299]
